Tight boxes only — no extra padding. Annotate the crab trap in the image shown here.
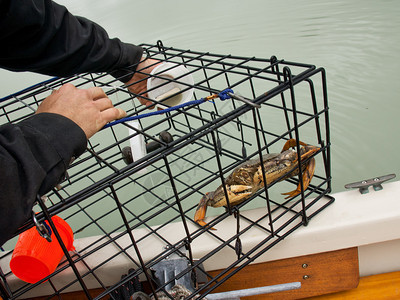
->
[0,41,333,299]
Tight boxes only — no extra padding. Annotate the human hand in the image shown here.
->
[124,57,161,109]
[36,83,126,139]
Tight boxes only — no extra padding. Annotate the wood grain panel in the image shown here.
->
[206,247,359,299]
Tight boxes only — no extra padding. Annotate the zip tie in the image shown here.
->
[103,89,234,129]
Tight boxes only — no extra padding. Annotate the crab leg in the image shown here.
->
[194,193,215,229]
[281,139,320,199]
[194,194,208,227]
[281,138,308,152]
[282,156,316,199]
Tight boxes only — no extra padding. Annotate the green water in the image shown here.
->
[1,0,399,193]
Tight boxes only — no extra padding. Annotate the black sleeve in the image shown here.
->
[0,0,144,245]
[0,113,87,246]
[0,0,143,82]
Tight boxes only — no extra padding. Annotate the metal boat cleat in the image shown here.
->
[344,174,396,194]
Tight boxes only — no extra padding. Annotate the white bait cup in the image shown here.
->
[147,62,194,110]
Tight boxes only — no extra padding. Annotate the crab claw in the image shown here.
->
[227,185,253,202]
[194,192,216,230]
[194,185,253,230]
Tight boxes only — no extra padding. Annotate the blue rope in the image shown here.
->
[1,77,233,129]
[218,89,233,100]
[0,76,60,103]
[103,88,233,129]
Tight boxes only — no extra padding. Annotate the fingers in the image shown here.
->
[101,107,127,124]
[132,91,155,110]
[91,93,127,123]
[125,58,162,109]
[90,92,127,127]
[93,97,113,111]
[87,86,108,100]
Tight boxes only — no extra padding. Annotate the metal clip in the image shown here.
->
[32,212,52,242]
[344,174,396,194]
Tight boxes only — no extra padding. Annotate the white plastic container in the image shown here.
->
[147,62,194,110]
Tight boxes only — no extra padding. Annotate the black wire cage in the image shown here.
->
[0,41,333,299]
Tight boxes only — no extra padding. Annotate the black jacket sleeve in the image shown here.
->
[0,0,145,246]
[0,113,87,246]
[0,0,143,82]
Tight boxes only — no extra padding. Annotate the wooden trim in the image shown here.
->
[207,247,359,299]
[306,271,400,299]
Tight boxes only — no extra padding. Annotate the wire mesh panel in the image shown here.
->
[0,41,333,299]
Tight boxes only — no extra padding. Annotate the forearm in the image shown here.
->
[0,0,143,81]
[0,113,87,246]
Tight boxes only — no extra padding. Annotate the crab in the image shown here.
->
[194,139,320,228]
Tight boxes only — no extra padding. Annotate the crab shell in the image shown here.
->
[205,147,310,208]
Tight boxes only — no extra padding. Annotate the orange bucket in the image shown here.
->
[10,215,74,283]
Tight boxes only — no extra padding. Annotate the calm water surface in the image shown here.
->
[1,0,399,193]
